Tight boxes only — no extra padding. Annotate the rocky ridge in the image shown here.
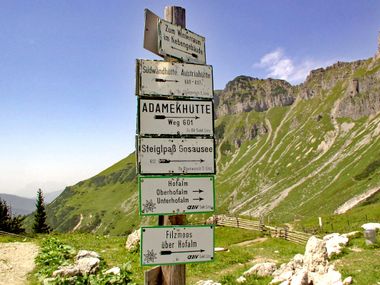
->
[215,58,380,122]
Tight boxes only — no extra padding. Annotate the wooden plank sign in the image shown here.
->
[139,175,215,215]
[141,225,214,266]
[158,19,206,64]
[136,60,213,99]
[138,98,214,136]
[137,137,215,175]
[143,9,160,56]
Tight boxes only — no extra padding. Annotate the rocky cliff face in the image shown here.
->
[335,61,380,119]
[215,76,295,118]
[215,58,380,121]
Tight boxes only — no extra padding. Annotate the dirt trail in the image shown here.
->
[0,242,39,285]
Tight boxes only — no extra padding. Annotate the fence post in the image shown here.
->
[284,226,288,241]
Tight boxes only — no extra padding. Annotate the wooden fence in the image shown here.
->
[212,215,312,245]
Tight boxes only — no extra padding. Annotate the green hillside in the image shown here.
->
[37,56,380,235]
[44,154,150,235]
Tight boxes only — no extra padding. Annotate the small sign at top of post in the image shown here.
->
[158,19,206,64]
[143,9,206,65]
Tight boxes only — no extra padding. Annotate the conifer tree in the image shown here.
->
[32,189,51,233]
[0,198,25,233]
[0,198,12,231]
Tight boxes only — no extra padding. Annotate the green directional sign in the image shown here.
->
[139,175,215,216]
[141,225,214,266]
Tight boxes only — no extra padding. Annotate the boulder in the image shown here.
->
[304,236,328,273]
[76,250,100,260]
[126,229,140,251]
[292,254,304,269]
[52,250,101,277]
[271,265,293,284]
[343,276,353,284]
[76,257,100,275]
[323,233,349,258]
[52,266,80,277]
[105,266,121,275]
[236,276,246,283]
[341,231,360,239]
[243,262,277,277]
[195,280,221,285]
[309,265,343,285]
[361,223,380,230]
[290,268,308,285]
[271,254,303,284]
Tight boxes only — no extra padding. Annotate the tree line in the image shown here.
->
[0,188,51,234]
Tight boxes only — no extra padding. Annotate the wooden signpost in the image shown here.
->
[137,6,215,285]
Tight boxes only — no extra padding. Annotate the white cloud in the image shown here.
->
[254,48,327,84]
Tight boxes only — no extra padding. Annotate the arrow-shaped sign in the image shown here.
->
[159,159,205,164]
[160,249,205,255]
[192,189,204,194]
[193,197,204,201]
[154,115,200,120]
[171,46,199,58]
[155,78,179,83]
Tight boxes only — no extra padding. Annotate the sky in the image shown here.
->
[1,1,379,198]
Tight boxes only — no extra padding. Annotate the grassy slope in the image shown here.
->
[44,153,141,235]
[216,58,380,224]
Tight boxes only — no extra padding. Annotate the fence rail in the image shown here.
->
[213,215,312,245]
[0,230,27,238]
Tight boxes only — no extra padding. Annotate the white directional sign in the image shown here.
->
[138,98,214,136]
[141,225,214,266]
[158,19,206,64]
[136,60,213,98]
[137,137,215,174]
[139,175,214,215]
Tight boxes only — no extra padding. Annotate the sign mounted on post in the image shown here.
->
[139,175,215,215]
[143,9,160,55]
[141,225,214,266]
[158,19,206,64]
[138,98,214,136]
[136,60,213,99]
[137,137,215,174]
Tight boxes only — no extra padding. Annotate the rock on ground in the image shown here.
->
[0,242,39,285]
[196,280,221,285]
[125,229,140,251]
[361,223,380,230]
[52,249,100,277]
[271,236,352,285]
[243,262,277,277]
[323,233,349,258]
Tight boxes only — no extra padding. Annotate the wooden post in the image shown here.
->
[160,6,186,285]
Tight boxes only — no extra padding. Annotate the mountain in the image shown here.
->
[0,194,35,216]
[214,57,380,222]
[39,50,380,235]
[44,190,64,204]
